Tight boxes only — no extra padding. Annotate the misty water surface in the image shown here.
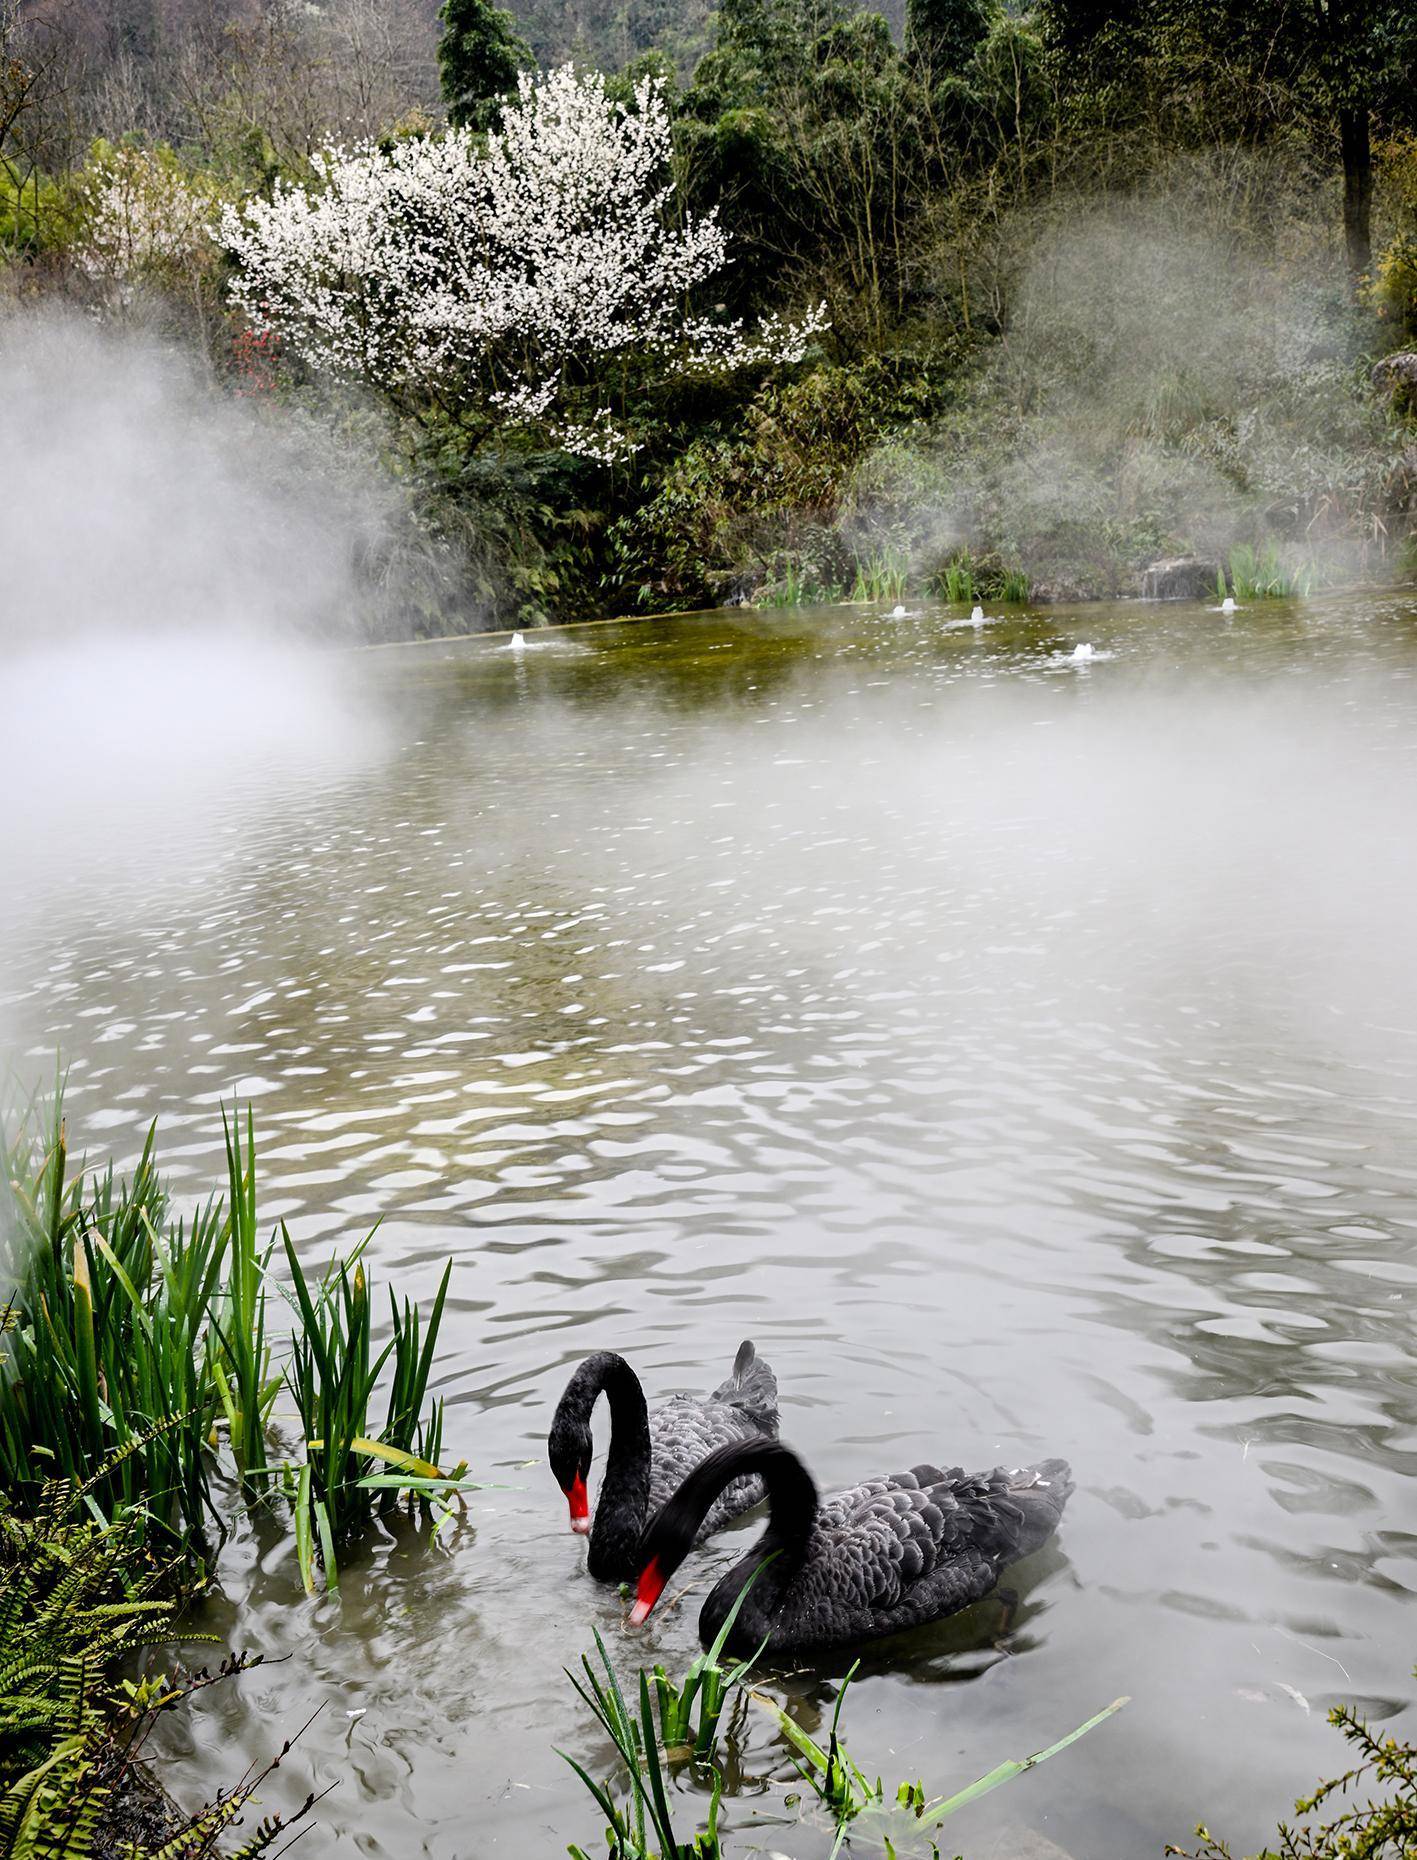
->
[2,596,1416,1859]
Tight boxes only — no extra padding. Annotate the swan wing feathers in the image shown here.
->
[807,1461,1071,1622]
[641,1343,779,1539]
[647,1398,771,1537]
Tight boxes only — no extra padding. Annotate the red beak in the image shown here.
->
[568,1471,590,1535]
[629,1555,665,1627]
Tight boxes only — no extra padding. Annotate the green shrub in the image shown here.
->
[608,357,952,612]
[1371,230,1417,341]
[0,1471,308,1859]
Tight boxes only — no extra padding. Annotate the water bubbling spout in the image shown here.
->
[1221,597,1237,615]
[1070,642,1095,662]
[971,605,985,625]
[507,632,527,654]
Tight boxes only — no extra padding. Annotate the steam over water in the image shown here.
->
[2,597,1416,1856]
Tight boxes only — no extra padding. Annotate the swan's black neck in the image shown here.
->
[641,1439,818,1646]
[564,1352,652,1582]
[707,1442,818,1642]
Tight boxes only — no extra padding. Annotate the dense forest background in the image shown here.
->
[3,0,1416,631]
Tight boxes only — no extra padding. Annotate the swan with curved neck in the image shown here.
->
[630,1438,1072,1656]
[548,1343,778,1584]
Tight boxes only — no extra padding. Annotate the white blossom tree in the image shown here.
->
[80,145,221,294]
[220,65,827,460]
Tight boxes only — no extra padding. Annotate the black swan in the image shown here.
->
[548,1342,779,1584]
[629,1438,1072,1656]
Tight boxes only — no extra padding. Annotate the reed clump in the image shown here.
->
[0,1081,473,1588]
[756,560,843,606]
[849,548,911,603]
[1225,542,1317,599]
[933,554,976,603]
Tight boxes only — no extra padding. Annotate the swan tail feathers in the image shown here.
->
[1003,1458,1073,1559]
[711,1339,779,1432]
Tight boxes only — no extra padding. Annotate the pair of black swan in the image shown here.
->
[548,1342,1071,1656]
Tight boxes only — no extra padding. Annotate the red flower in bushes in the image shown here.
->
[232,324,279,397]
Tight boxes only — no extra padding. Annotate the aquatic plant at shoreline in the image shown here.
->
[564,1589,1128,1860]
[0,1081,469,1583]
[849,548,910,604]
[934,555,975,604]
[281,1237,475,1593]
[1226,542,1316,600]
[221,1108,277,1494]
[565,1642,725,1858]
[0,1469,313,1859]
[756,562,843,606]
[563,1615,752,1860]
[0,1092,238,1542]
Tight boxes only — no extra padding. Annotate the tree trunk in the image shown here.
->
[1338,104,1372,281]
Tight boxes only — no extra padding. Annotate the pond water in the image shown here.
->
[3,594,1417,1859]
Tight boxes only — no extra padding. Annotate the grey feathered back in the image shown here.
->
[648,1340,779,1539]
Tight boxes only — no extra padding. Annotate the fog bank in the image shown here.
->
[0,316,393,954]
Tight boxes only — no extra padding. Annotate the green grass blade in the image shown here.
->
[294,1464,315,1597]
[638,1668,679,1849]
[752,1689,832,1777]
[314,1497,339,1593]
[917,1695,1130,1824]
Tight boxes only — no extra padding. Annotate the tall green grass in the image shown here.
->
[933,554,975,603]
[218,1109,276,1491]
[0,1088,236,1543]
[756,561,842,606]
[281,1237,469,1593]
[1225,542,1317,599]
[563,1579,767,1858]
[848,548,910,603]
[0,1081,469,1585]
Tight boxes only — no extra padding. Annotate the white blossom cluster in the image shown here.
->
[219,66,827,458]
[80,147,219,290]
